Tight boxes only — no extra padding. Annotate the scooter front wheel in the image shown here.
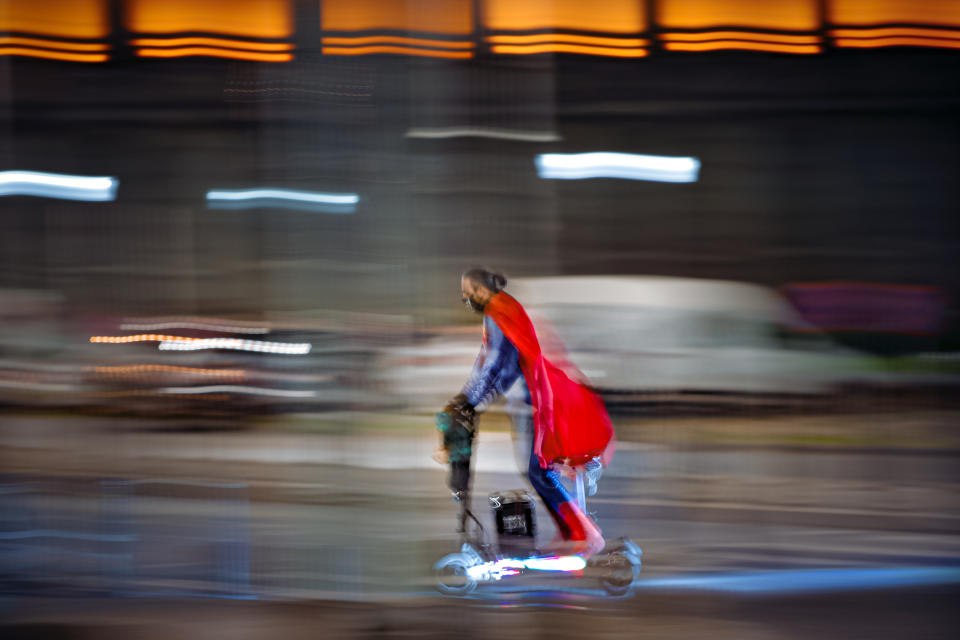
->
[435,552,478,595]
[596,549,641,596]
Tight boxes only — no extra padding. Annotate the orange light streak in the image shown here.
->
[488,34,648,47]
[126,0,292,38]
[657,0,818,31]
[663,41,821,54]
[484,0,645,33]
[0,47,108,62]
[322,0,473,34]
[92,334,192,344]
[833,36,960,49]
[660,31,821,44]
[1,0,108,38]
[136,47,293,62]
[322,36,473,49]
[322,46,473,59]
[829,0,960,28]
[830,27,960,39]
[92,364,247,378]
[491,44,648,57]
[130,37,293,51]
[0,37,109,51]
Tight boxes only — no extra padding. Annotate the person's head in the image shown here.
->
[460,267,507,313]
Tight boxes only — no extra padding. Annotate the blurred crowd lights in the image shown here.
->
[535,152,701,183]
[206,189,359,213]
[0,171,118,201]
[90,334,312,355]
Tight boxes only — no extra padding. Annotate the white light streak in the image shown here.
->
[120,321,269,334]
[465,555,586,580]
[206,188,359,213]
[467,558,525,580]
[406,127,561,142]
[158,385,316,398]
[535,152,700,183]
[523,555,587,572]
[0,170,118,201]
[158,338,311,355]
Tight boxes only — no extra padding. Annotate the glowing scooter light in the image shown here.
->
[535,152,700,183]
[522,555,587,572]
[466,555,586,581]
[206,188,359,213]
[0,170,118,201]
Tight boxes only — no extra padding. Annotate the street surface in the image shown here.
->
[1,413,958,638]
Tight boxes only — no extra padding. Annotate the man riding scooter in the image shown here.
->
[435,268,615,559]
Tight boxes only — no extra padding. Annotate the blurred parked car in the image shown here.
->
[379,276,944,412]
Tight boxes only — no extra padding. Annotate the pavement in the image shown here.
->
[1,412,958,638]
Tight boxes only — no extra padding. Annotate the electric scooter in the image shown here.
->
[433,411,642,596]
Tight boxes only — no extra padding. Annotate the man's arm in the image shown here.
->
[460,316,518,408]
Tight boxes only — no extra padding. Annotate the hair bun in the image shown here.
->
[462,267,508,293]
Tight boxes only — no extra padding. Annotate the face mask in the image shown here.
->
[462,295,485,313]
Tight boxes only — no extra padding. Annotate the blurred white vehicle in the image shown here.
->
[380,276,873,410]
[509,276,854,395]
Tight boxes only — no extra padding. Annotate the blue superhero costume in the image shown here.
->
[461,316,603,548]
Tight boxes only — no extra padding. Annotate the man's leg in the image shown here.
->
[527,448,604,558]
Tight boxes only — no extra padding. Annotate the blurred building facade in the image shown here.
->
[0,0,957,327]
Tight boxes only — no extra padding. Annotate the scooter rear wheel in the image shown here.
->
[435,553,478,595]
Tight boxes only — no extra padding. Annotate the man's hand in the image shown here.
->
[443,393,476,424]
[434,397,476,468]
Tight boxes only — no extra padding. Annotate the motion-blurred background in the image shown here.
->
[1,1,959,637]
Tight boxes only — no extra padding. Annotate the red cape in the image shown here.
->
[485,292,615,468]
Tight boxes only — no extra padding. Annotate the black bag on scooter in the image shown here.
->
[488,490,536,557]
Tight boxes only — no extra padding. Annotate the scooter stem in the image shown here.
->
[575,471,587,513]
